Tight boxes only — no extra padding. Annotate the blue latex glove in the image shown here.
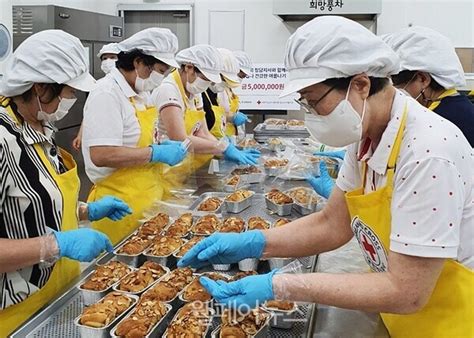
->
[200,270,277,309]
[150,140,187,166]
[53,228,113,262]
[178,230,266,269]
[233,112,250,127]
[313,150,346,161]
[307,162,334,199]
[88,196,132,222]
[223,143,260,165]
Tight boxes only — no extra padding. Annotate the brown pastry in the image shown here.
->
[118,262,167,293]
[175,236,204,257]
[138,212,170,237]
[182,279,211,302]
[226,175,240,187]
[265,118,286,126]
[264,158,289,168]
[232,271,258,281]
[238,138,258,148]
[220,217,245,233]
[79,292,133,328]
[286,188,318,205]
[268,137,282,145]
[117,235,151,255]
[265,300,295,311]
[225,190,253,202]
[81,261,132,291]
[193,214,221,235]
[115,299,168,337]
[197,197,223,211]
[231,166,261,176]
[221,308,269,336]
[166,302,210,337]
[220,326,247,338]
[142,267,194,303]
[287,119,304,126]
[147,236,184,256]
[247,217,270,231]
[273,218,290,228]
[266,189,293,205]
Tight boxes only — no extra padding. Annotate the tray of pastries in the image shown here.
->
[224,190,254,213]
[285,187,321,215]
[79,261,133,305]
[111,298,171,338]
[230,166,264,184]
[214,308,272,338]
[219,217,245,233]
[138,212,170,237]
[237,138,259,149]
[163,213,193,237]
[164,301,214,337]
[181,272,229,303]
[264,118,287,130]
[286,119,305,130]
[114,261,168,295]
[232,271,258,281]
[263,300,298,329]
[174,236,204,258]
[223,175,242,192]
[115,233,152,267]
[141,267,194,305]
[265,189,294,216]
[75,292,138,336]
[247,216,270,231]
[143,236,185,267]
[263,158,289,177]
[192,214,222,236]
[196,197,223,212]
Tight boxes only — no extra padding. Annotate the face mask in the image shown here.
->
[101,59,116,74]
[37,95,77,123]
[210,82,226,93]
[305,83,366,147]
[186,75,211,95]
[135,69,164,93]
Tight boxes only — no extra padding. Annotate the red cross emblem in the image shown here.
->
[361,234,376,261]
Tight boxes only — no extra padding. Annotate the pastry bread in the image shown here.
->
[264,158,289,168]
[197,197,222,211]
[264,118,286,126]
[81,261,132,291]
[247,217,270,231]
[220,217,245,233]
[79,292,133,328]
[182,272,228,302]
[117,262,167,293]
[138,212,170,237]
[232,271,258,281]
[220,308,269,337]
[286,119,304,126]
[273,218,290,228]
[238,138,258,148]
[166,302,210,337]
[115,299,168,337]
[192,214,221,235]
[164,213,193,237]
[142,267,194,302]
[175,236,204,257]
[117,235,151,256]
[286,188,318,205]
[231,166,261,176]
[226,175,240,187]
[147,236,184,256]
[265,300,295,311]
[225,190,252,202]
[266,189,293,205]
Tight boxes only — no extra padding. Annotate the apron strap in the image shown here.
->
[428,88,458,111]
[172,69,190,110]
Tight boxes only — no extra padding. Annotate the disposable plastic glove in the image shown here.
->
[232,112,250,127]
[313,150,346,161]
[223,143,260,165]
[200,269,277,309]
[88,196,132,222]
[307,161,334,199]
[54,228,113,262]
[178,230,266,269]
[150,140,187,166]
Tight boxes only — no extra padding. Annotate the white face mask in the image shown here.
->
[210,82,226,93]
[305,83,366,147]
[37,95,77,123]
[186,75,211,95]
[101,59,116,74]
[135,70,164,93]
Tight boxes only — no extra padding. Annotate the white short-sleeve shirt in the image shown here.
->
[82,68,151,183]
[151,72,203,139]
[336,90,474,269]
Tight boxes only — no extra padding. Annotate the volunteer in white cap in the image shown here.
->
[202,48,250,139]
[82,28,188,245]
[383,26,474,147]
[179,16,473,338]
[0,30,132,336]
[151,44,260,187]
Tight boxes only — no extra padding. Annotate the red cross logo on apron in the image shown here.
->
[361,234,376,260]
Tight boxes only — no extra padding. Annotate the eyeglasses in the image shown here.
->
[295,85,336,115]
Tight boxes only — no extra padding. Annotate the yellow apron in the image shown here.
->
[204,91,227,139]
[0,106,80,336]
[428,88,458,111]
[161,71,213,196]
[345,106,473,338]
[87,99,164,245]
[225,90,240,137]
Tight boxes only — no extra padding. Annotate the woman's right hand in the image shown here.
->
[72,135,81,151]
[53,228,113,262]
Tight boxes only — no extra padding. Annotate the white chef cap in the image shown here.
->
[233,50,252,75]
[176,44,223,84]
[117,27,179,68]
[217,48,240,83]
[0,29,96,97]
[381,26,466,89]
[97,42,120,58]
[281,16,400,97]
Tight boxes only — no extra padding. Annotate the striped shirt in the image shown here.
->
[0,100,67,310]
